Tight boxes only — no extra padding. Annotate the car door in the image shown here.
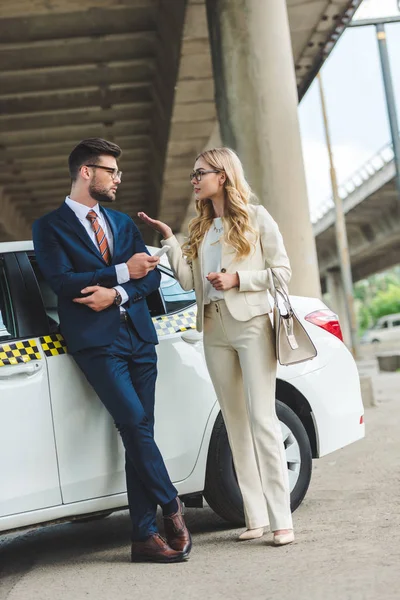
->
[152,270,216,481]
[388,317,400,346]
[28,253,126,505]
[29,255,216,504]
[0,252,62,518]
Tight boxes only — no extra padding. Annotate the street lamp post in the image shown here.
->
[350,12,400,209]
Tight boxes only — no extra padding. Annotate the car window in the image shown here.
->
[160,271,196,314]
[392,319,400,328]
[0,258,16,340]
[30,259,60,332]
[381,321,388,329]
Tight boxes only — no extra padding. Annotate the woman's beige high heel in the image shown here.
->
[238,527,264,541]
[272,530,295,546]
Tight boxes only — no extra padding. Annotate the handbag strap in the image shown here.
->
[268,269,293,317]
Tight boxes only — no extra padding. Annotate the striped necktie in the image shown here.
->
[86,209,111,265]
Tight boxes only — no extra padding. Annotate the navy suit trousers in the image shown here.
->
[73,319,177,541]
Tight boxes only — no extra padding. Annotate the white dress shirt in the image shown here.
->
[203,217,224,304]
[65,197,129,307]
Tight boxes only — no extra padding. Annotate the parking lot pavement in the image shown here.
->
[1,372,399,600]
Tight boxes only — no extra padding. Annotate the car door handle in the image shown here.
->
[0,362,42,379]
[181,330,203,344]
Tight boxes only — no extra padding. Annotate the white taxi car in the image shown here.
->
[0,242,365,534]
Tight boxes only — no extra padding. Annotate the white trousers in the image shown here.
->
[203,300,293,531]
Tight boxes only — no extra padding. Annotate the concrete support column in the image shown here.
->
[206,0,321,297]
[325,269,352,348]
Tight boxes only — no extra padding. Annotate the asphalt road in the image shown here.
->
[1,369,399,600]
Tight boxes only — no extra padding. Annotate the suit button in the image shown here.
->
[221,268,226,273]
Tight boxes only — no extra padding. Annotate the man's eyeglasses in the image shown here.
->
[189,169,220,183]
[86,164,122,181]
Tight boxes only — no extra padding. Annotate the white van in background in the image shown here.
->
[361,313,400,345]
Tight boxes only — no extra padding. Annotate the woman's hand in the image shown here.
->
[138,212,173,240]
[207,272,239,291]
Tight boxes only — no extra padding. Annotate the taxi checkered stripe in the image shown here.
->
[40,334,68,357]
[152,310,197,336]
[35,311,197,358]
[0,340,41,367]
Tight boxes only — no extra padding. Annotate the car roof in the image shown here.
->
[0,241,34,252]
[377,313,400,322]
[0,241,169,265]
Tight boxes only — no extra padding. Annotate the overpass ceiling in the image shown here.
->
[0,0,361,241]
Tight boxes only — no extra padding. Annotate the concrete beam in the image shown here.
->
[352,243,400,281]
[0,0,155,18]
[0,148,149,171]
[0,120,151,148]
[0,60,155,96]
[0,135,150,160]
[0,103,151,132]
[313,160,396,236]
[0,187,31,240]
[0,84,152,116]
[0,32,156,72]
[0,6,156,43]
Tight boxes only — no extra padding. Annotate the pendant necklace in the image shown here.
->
[213,217,223,235]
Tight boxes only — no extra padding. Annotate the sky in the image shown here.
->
[299,0,400,221]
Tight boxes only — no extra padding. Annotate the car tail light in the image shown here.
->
[360,415,364,425]
[305,309,344,342]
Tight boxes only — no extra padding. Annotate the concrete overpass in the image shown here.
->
[313,141,400,286]
[0,0,362,297]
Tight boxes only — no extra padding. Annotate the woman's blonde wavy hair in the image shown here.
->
[182,147,257,261]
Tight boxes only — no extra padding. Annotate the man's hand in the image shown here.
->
[73,286,116,312]
[207,272,239,291]
[126,253,160,279]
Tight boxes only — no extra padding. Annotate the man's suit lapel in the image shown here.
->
[57,202,104,262]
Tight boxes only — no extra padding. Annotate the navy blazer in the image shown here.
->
[32,202,160,354]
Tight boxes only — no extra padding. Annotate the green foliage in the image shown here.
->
[355,266,400,336]
[369,283,400,321]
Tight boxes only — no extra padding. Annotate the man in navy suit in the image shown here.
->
[33,138,191,563]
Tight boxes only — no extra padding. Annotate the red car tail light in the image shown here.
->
[305,309,344,342]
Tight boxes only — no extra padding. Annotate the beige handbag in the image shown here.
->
[269,269,317,366]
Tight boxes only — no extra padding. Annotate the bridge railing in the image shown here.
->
[310,140,395,224]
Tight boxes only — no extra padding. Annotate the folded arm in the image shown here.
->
[33,217,161,302]
[33,219,121,298]
[237,206,291,293]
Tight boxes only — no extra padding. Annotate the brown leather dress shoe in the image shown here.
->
[163,497,192,556]
[131,533,187,563]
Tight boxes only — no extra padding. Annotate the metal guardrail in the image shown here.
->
[310,141,395,224]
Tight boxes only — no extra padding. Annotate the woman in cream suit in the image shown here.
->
[139,147,294,546]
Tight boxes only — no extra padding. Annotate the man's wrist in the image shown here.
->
[112,288,122,306]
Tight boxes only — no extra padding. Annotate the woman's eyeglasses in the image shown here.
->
[189,169,220,183]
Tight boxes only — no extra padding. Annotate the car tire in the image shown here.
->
[204,400,312,526]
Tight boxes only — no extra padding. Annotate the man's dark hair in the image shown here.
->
[68,138,122,181]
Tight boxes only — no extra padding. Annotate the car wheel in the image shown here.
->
[372,338,380,343]
[204,400,312,525]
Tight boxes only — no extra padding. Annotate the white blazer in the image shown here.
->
[161,204,291,332]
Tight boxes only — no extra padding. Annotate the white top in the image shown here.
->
[65,197,129,307]
[203,218,224,304]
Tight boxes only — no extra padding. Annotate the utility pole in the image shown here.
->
[317,73,358,357]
